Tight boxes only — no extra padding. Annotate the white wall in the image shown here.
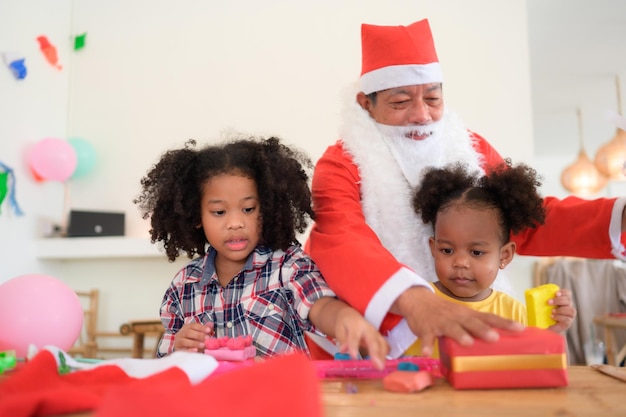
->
[1,0,535,346]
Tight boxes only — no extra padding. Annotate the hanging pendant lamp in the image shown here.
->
[594,75,626,180]
[561,108,608,195]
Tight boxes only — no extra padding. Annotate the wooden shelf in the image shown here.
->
[35,236,166,260]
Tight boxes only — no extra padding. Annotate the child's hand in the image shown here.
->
[334,307,390,370]
[547,289,576,334]
[174,322,214,352]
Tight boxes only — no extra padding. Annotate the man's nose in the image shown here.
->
[407,100,433,124]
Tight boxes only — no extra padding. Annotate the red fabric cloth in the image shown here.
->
[95,353,322,417]
[0,351,322,417]
[0,350,143,416]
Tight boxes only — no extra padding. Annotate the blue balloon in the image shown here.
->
[68,137,97,179]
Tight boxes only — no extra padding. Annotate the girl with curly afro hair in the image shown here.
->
[135,136,388,364]
[404,159,576,356]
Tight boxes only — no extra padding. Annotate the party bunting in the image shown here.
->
[36,35,62,70]
[0,161,24,216]
[73,33,87,51]
[2,52,27,80]
[3,32,88,80]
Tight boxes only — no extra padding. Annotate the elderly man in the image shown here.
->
[306,19,626,358]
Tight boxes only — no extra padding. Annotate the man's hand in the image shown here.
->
[393,286,524,355]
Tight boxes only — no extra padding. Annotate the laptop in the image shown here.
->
[66,210,125,237]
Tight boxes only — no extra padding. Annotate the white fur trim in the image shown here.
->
[611,197,626,259]
[359,63,443,95]
[364,267,432,330]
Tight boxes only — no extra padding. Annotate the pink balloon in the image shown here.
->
[0,274,83,358]
[28,138,77,182]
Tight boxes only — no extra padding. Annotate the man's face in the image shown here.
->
[357,83,444,137]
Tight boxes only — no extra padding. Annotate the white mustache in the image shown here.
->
[376,120,443,139]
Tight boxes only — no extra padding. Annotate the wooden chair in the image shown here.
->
[593,314,626,366]
[119,319,165,358]
[68,289,133,359]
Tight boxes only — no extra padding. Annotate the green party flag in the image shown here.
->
[74,33,87,51]
[0,172,7,211]
[0,161,24,216]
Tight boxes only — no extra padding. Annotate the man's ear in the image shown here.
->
[499,241,516,269]
[356,92,371,111]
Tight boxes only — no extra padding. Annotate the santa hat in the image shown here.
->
[359,19,443,95]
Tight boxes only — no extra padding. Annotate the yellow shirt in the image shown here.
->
[403,283,527,357]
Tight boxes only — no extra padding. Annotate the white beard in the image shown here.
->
[376,121,446,187]
[337,84,513,296]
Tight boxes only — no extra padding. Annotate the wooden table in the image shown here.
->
[593,314,626,366]
[321,366,625,416]
[118,319,164,358]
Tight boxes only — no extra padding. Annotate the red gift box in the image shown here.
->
[439,326,568,389]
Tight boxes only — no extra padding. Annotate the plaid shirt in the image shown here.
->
[157,245,335,358]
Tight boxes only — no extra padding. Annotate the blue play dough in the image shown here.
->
[397,361,420,371]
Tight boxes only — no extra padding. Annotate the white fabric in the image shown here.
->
[364,267,433,331]
[304,331,340,356]
[42,345,218,384]
[386,319,420,358]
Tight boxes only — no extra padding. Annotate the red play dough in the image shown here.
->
[382,370,434,393]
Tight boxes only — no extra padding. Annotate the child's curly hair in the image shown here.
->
[412,159,546,244]
[134,136,315,262]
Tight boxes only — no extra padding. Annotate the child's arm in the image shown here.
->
[547,288,577,334]
[309,297,390,369]
[174,322,214,353]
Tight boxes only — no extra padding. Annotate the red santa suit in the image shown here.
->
[306,19,626,358]
[307,94,626,357]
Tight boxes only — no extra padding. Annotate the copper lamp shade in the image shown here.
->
[560,108,608,195]
[593,128,626,180]
[594,75,626,180]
